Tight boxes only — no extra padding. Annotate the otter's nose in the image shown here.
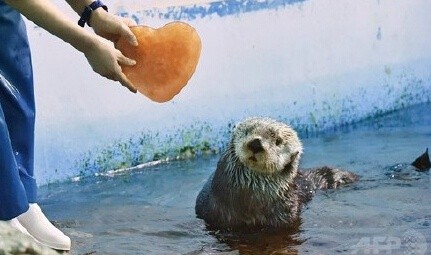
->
[247,138,264,154]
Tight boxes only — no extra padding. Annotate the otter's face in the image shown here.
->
[232,118,303,175]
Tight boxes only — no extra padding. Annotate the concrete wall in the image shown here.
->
[27,0,431,185]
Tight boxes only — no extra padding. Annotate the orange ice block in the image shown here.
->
[116,22,202,103]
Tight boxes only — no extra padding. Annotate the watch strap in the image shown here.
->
[78,0,108,27]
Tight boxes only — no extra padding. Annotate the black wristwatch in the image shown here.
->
[78,0,108,27]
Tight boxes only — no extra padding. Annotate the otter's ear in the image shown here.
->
[290,151,300,162]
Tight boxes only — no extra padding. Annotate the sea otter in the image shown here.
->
[195,117,358,231]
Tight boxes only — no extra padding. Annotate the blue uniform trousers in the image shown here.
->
[0,1,37,220]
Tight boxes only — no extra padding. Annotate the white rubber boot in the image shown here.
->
[17,203,71,251]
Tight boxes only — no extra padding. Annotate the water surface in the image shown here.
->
[39,103,431,255]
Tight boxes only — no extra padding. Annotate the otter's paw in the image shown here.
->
[329,168,358,188]
[307,166,358,189]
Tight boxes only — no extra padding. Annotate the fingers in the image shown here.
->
[121,18,138,45]
[91,13,138,46]
[98,64,137,94]
[116,51,137,93]
[122,17,137,27]
[119,23,138,46]
[118,72,137,93]
[118,53,136,66]
[86,37,137,94]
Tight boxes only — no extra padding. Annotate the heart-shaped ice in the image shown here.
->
[116,22,202,103]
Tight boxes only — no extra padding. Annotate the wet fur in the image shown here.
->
[195,117,358,230]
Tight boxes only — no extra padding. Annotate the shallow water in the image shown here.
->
[38,103,431,255]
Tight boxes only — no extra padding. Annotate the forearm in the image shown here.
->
[5,0,98,54]
[65,0,107,28]
[65,0,93,15]
[5,0,137,92]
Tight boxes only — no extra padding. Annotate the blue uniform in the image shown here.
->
[0,1,37,220]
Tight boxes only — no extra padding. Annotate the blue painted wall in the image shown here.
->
[27,0,431,185]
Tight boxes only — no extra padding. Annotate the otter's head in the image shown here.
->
[231,117,303,177]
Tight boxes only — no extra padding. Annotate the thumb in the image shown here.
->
[120,24,138,46]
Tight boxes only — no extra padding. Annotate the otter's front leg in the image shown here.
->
[304,166,358,190]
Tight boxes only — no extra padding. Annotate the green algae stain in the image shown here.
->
[74,122,226,176]
[384,65,392,75]
[74,75,431,177]
[309,112,318,128]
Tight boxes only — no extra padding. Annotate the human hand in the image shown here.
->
[88,10,138,93]
[84,39,137,93]
[90,9,138,46]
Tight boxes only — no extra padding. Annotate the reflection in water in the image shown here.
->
[211,223,303,255]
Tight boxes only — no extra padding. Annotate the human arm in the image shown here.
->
[4,0,137,93]
[65,0,138,46]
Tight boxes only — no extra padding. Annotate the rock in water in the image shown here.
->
[411,148,431,171]
[0,221,60,255]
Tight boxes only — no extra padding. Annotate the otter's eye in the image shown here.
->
[275,137,283,146]
[244,127,253,136]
